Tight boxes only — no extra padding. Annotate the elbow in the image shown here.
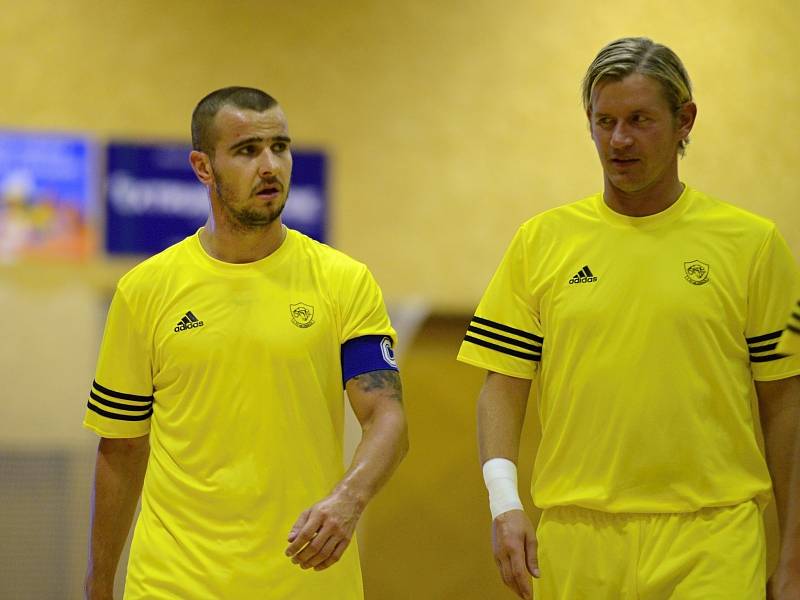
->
[388,409,410,464]
[399,421,410,461]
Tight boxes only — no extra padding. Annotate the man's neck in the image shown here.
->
[198,218,286,264]
[603,176,685,217]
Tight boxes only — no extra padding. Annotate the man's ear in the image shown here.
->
[189,150,214,186]
[586,108,600,142]
[676,101,697,140]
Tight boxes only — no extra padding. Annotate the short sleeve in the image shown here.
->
[457,226,543,379]
[83,288,154,438]
[745,226,800,380]
[339,263,396,345]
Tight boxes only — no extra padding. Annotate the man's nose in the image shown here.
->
[610,123,633,148]
[258,149,279,176]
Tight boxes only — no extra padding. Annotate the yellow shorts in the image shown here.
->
[534,501,766,600]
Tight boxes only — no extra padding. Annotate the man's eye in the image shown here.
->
[272,142,288,152]
[238,146,255,155]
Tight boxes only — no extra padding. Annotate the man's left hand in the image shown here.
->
[285,490,363,571]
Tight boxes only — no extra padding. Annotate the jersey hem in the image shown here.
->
[456,355,534,380]
[82,420,150,439]
[752,366,800,382]
[533,492,770,515]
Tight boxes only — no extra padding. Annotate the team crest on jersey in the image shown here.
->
[684,260,710,285]
[290,302,315,328]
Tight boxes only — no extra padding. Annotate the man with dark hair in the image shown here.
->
[459,37,800,599]
[84,87,408,599]
[191,86,278,154]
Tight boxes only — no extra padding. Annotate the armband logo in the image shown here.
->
[380,336,398,367]
[683,260,710,286]
[290,302,315,328]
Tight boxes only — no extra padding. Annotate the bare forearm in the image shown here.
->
[339,370,408,507]
[478,372,538,600]
[86,437,149,596]
[763,405,800,538]
[757,376,800,569]
[478,371,532,463]
[284,371,407,570]
[337,407,408,507]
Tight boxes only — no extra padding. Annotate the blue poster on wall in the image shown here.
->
[0,130,97,261]
[105,142,327,255]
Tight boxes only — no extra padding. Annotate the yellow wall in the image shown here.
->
[1,1,797,598]
[2,0,797,310]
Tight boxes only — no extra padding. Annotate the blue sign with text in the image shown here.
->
[105,142,326,255]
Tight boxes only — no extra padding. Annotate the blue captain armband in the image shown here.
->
[341,335,399,386]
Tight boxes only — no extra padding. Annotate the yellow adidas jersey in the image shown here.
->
[458,186,800,513]
[84,228,396,599]
[776,299,800,355]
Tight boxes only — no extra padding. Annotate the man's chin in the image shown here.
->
[606,174,646,194]
[230,208,284,230]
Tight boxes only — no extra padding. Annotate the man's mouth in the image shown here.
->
[611,158,639,166]
[255,185,281,198]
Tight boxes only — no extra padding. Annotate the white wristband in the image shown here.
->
[482,457,524,520]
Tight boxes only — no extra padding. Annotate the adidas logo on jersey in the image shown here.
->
[174,311,204,332]
[568,265,597,284]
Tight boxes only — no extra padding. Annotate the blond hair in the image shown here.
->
[582,37,693,155]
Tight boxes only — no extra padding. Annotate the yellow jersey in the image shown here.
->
[85,228,396,599]
[458,186,800,513]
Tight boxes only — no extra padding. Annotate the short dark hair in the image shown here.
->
[191,87,279,154]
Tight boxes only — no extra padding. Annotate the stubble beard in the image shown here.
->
[213,173,289,232]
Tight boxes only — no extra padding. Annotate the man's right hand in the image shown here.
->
[492,509,540,600]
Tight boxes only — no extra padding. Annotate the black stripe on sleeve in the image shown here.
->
[748,342,779,354]
[788,324,800,335]
[467,325,543,352]
[463,335,541,361]
[471,316,543,343]
[92,380,154,403]
[89,391,152,413]
[87,402,153,421]
[749,353,789,363]
[746,330,783,344]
